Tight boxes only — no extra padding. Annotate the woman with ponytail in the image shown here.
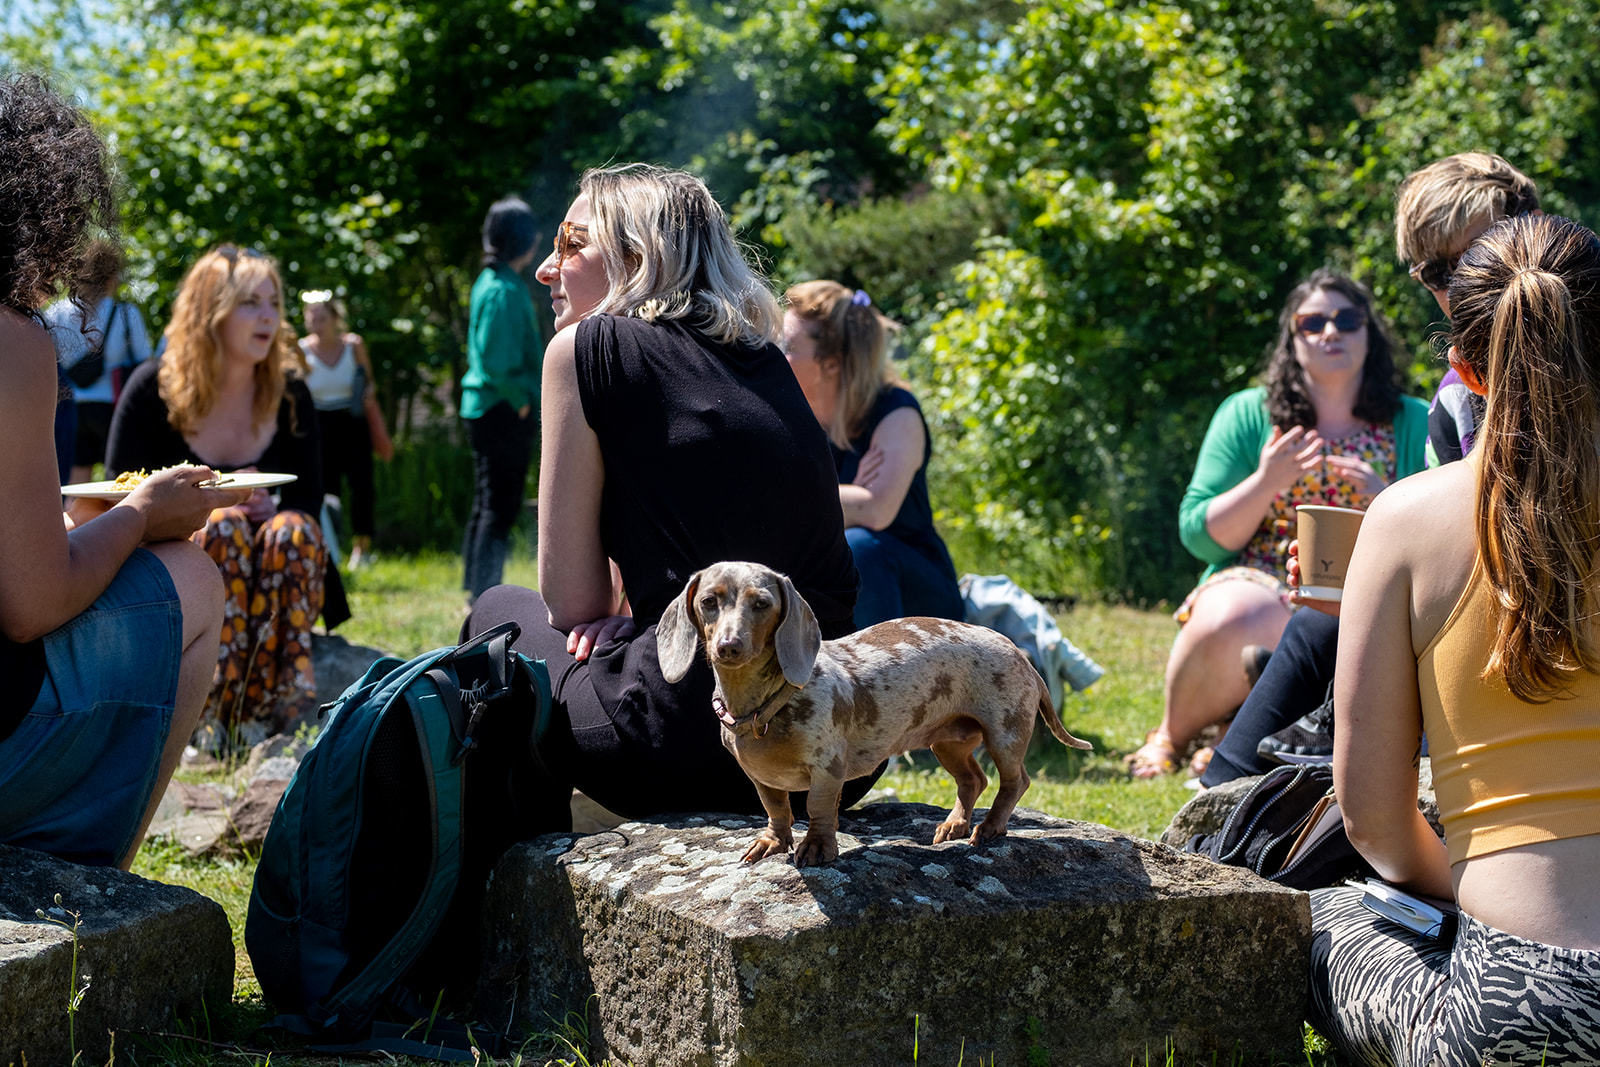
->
[783,280,962,629]
[1312,213,1600,1065]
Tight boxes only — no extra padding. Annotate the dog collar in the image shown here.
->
[713,682,799,738]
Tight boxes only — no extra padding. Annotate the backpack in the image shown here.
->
[245,621,560,1053]
[1184,763,1375,890]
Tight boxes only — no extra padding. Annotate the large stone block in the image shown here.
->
[477,802,1310,1066]
[0,845,233,1066]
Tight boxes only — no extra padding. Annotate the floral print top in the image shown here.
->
[1235,422,1398,578]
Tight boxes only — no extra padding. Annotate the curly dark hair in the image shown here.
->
[1263,268,1403,429]
[0,72,118,319]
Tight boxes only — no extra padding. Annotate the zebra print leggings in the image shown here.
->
[1309,885,1600,1066]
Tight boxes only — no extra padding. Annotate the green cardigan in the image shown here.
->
[460,263,544,420]
[1178,386,1431,581]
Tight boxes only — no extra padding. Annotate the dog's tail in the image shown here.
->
[1037,678,1093,750]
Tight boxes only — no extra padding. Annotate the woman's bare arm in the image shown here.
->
[0,313,238,640]
[1333,474,1458,899]
[536,325,618,630]
[839,406,923,530]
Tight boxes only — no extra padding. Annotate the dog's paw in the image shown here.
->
[969,821,1008,845]
[792,833,839,867]
[932,818,971,845]
[742,831,791,864]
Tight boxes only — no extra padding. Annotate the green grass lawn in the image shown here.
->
[122,550,1333,1065]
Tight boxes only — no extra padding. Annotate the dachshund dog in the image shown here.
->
[659,561,1092,866]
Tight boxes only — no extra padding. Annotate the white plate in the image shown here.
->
[61,472,298,500]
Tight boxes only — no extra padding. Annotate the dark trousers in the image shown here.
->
[315,409,376,537]
[846,526,965,630]
[461,402,535,598]
[1202,607,1340,786]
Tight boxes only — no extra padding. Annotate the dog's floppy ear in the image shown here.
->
[773,572,821,687]
[657,571,704,683]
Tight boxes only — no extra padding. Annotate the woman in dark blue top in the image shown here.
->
[783,280,963,629]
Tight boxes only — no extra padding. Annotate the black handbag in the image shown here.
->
[1184,763,1375,890]
[64,302,126,389]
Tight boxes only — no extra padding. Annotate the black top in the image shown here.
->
[105,359,349,628]
[106,359,325,514]
[833,386,958,580]
[572,314,858,735]
[577,315,858,632]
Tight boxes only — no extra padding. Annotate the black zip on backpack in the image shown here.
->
[245,621,568,1050]
[1184,763,1375,890]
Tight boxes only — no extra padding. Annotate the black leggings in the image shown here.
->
[463,584,884,821]
[1202,607,1340,786]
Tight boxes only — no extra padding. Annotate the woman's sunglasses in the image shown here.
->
[553,221,589,267]
[1407,255,1459,293]
[1293,308,1367,335]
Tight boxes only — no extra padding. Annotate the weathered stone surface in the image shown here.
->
[312,632,388,700]
[0,844,233,1066]
[477,802,1310,1067]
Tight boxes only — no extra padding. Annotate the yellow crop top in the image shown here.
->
[1418,563,1600,864]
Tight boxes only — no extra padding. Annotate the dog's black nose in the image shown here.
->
[716,635,745,658]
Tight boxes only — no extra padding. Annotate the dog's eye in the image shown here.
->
[750,594,773,611]
[698,595,719,614]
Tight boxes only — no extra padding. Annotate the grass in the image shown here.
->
[111,549,1333,1065]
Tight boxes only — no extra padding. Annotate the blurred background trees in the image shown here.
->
[6,0,1599,595]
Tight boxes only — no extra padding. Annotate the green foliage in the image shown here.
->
[872,0,1600,601]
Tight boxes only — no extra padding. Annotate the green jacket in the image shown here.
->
[461,263,543,419]
[1178,386,1431,581]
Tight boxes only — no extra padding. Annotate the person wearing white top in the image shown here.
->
[45,239,152,482]
[297,292,392,569]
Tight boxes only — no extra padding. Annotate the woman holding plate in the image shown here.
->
[107,244,337,745]
[1,73,249,868]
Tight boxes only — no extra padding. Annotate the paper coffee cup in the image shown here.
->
[1295,505,1365,602]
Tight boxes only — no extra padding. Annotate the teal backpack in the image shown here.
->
[245,621,557,1056]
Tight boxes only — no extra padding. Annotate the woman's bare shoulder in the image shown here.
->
[0,308,57,390]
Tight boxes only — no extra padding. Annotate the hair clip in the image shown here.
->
[851,289,872,307]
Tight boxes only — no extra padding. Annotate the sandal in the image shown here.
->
[1125,729,1180,779]
[1188,745,1215,777]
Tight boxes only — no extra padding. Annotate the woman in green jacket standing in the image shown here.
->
[461,196,544,600]
[1127,269,1429,778]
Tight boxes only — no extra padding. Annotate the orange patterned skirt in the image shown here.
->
[196,507,326,738]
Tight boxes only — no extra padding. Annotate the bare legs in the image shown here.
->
[120,540,225,869]
[1129,580,1291,778]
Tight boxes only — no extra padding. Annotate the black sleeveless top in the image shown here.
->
[832,386,958,582]
[573,314,858,734]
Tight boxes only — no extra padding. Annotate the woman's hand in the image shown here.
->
[123,465,252,542]
[566,614,636,662]
[1286,539,1341,617]
[1322,453,1386,507]
[1257,426,1325,494]
[853,444,886,491]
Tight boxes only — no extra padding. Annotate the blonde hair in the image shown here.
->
[1449,214,1600,701]
[577,163,780,347]
[1395,153,1539,266]
[784,279,901,449]
[159,245,300,435]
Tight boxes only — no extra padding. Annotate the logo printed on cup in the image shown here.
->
[1296,505,1365,602]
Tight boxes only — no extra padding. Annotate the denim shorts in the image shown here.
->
[0,548,181,866]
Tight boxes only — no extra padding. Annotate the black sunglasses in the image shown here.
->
[1408,255,1459,293]
[1293,308,1367,335]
